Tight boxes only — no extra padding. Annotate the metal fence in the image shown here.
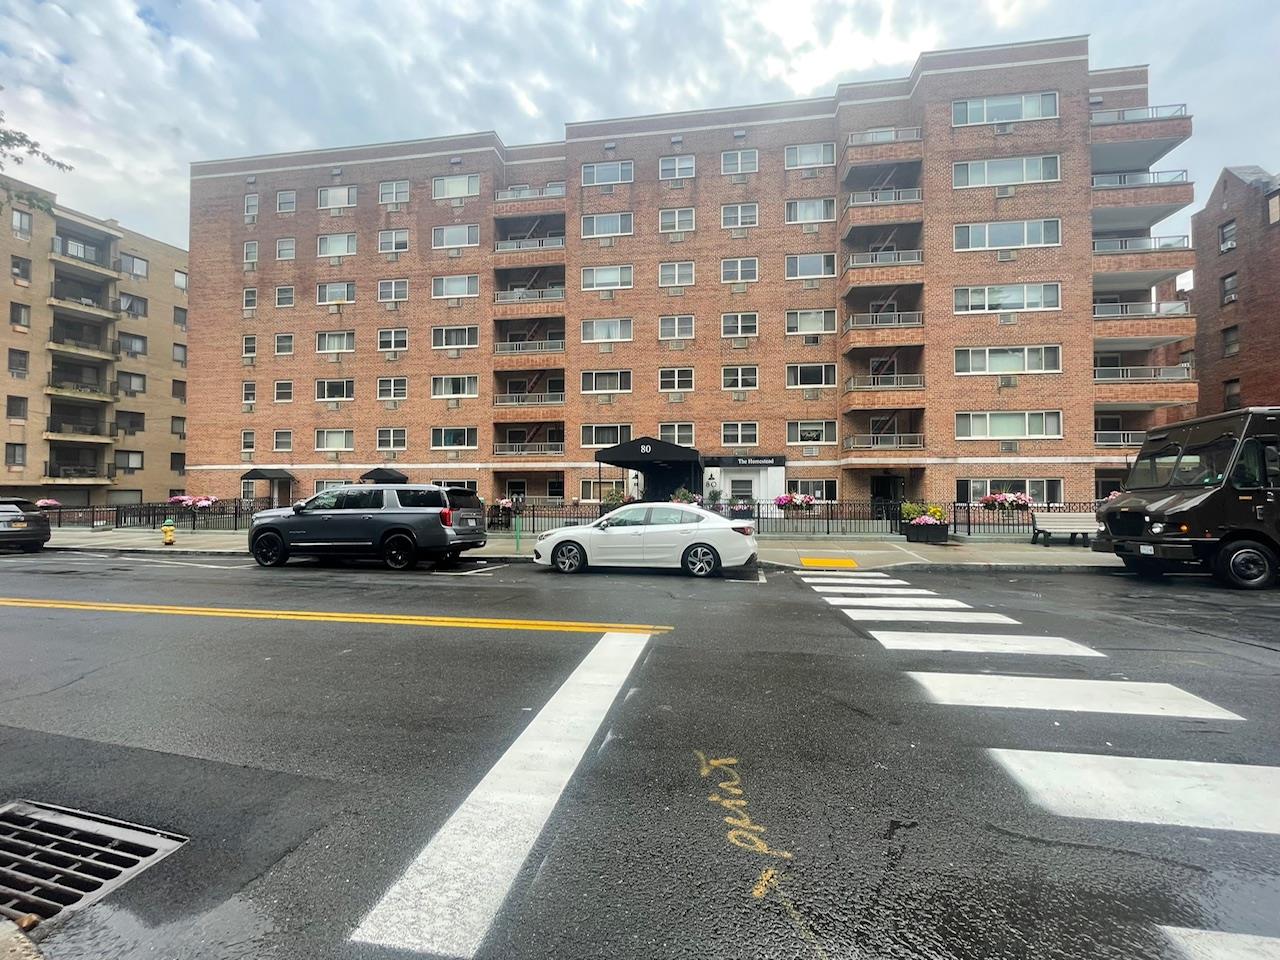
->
[951,501,1101,536]
[44,499,274,532]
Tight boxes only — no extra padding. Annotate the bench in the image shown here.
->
[1031,512,1096,546]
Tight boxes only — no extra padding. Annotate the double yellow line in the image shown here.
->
[0,597,672,635]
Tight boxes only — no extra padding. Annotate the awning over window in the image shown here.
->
[240,468,296,481]
[360,467,409,483]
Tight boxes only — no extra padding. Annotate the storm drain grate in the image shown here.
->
[0,800,186,930]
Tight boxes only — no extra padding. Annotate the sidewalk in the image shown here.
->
[38,528,1123,572]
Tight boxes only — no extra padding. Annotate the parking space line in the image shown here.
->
[120,555,256,570]
[869,631,1105,657]
[351,630,651,957]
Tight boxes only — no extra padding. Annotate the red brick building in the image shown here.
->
[186,35,1195,507]
[1191,166,1280,415]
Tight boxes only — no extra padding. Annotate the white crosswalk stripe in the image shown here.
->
[909,673,1243,719]
[804,577,914,586]
[842,609,1019,624]
[798,571,894,579]
[870,631,1104,657]
[824,596,970,609]
[1160,926,1280,959]
[810,585,937,595]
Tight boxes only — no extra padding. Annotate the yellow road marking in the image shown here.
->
[799,557,858,568]
[0,597,672,635]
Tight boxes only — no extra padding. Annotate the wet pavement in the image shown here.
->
[1,554,1278,959]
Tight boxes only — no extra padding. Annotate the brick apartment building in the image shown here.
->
[3,177,190,505]
[186,35,1196,507]
[1191,166,1280,415]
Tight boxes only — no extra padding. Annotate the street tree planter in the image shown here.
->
[904,523,949,544]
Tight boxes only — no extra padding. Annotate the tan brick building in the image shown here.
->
[186,35,1195,508]
[1191,166,1280,415]
[3,177,190,505]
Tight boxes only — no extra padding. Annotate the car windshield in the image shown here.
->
[1127,418,1245,490]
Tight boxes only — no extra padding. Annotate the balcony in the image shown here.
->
[847,250,922,268]
[47,333,119,362]
[1093,235,1192,294]
[495,236,566,253]
[841,371,925,413]
[1095,367,1197,408]
[43,459,117,483]
[493,338,567,371]
[494,287,565,304]
[1091,104,1191,175]
[47,281,119,322]
[842,188,923,235]
[1091,170,1193,232]
[842,249,923,293]
[49,236,119,280]
[846,374,924,390]
[1091,104,1189,125]
[493,442,565,456]
[842,434,925,450]
[1094,365,1194,383]
[494,339,565,355]
[45,374,117,402]
[1095,430,1146,447]
[1093,301,1195,349]
[493,392,566,406]
[841,311,925,350]
[844,127,923,166]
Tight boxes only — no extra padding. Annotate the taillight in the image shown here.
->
[440,508,453,527]
[732,525,754,536]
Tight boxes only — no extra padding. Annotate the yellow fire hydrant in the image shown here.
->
[162,518,176,546]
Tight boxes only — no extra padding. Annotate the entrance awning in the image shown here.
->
[240,468,295,480]
[360,467,408,483]
[594,436,701,500]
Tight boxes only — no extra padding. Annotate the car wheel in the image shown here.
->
[382,534,418,571]
[552,541,585,574]
[251,531,288,567]
[682,543,720,578]
[19,541,43,553]
[1214,540,1278,590]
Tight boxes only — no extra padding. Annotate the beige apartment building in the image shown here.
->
[3,177,190,505]
[186,35,1195,507]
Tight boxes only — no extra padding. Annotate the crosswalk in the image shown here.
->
[796,568,1280,958]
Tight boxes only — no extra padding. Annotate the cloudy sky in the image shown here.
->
[2,0,1276,248]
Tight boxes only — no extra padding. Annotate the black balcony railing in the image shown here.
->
[43,461,117,480]
[47,374,117,397]
[51,236,114,268]
[49,282,118,312]
[46,417,113,436]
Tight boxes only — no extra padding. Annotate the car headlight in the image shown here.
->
[1149,522,1165,535]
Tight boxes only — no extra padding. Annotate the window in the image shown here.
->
[955,410,1063,439]
[377,377,408,400]
[955,345,1062,374]
[379,328,408,351]
[240,431,255,453]
[581,370,632,393]
[433,174,480,199]
[722,365,758,390]
[171,380,186,401]
[377,428,407,451]
[785,142,835,169]
[10,209,31,237]
[1270,194,1280,225]
[952,91,1058,126]
[171,416,186,435]
[581,424,632,447]
[786,309,836,335]
[721,149,758,174]
[317,233,357,257]
[174,306,188,327]
[658,315,694,340]
[275,237,295,260]
[431,325,478,348]
[581,318,632,342]
[721,312,758,337]
[785,253,836,279]
[120,253,149,278]
[431,427,478,449]
[275,286,294,307]
[431,375,479,398]
[243,240,258,264]
[317,282,356,304]
[315,379,355,401]
[659,261,694,287]
[276,190,296,213]
[242,288,257,310]
[121,293,148,317]
[1224,379,1242,410]
[172,343,187,365]
[7,395,28,419]
[953,155,1060,188]
[119,371,146,393]
[659,368,694,392]
[274,333,293,355]
[115,449,144,470]
[379,180,409,204]
[273,430,293,452]
[6,347,28,376]
[242,335,257,357]
[274,380,293,402]
[10,303,30,327]
[378,229,410,254]
[116,410,145,434]
[4,443,26,467]
[580,213,634,238]
[378,279,408,302]
[581,160,633,186]
[658,208,695,233]
[1219,220,1237,251]
[315,429,354,451]
[659,155,695,180]
[721,258,759,283]
[241,381,257,403]
[581,478,627,500]
[174,270,188,291]
[721,203,759,228]
[786,363,836,388]
[317,185,356,209]
[954,218,1061,250]
[1221,273,1239,303]
[954,283,1061,313]
[785,198,836,223]
[957,478,1063,504]
[789,479,837,501]
[1222,325,1241,357]
[431,224,478,248]
[244,194,259,216]
[316,330,355,353]
[431,274,479,298]
[314,479,346,493]
[722,421,758,445]
[660,422,694,445]
[581,265,633,290]
[787,420,836,444]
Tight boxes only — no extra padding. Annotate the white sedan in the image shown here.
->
[533,503,758,577]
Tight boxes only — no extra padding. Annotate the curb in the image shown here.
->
[44,546,542,563]
[0,921,42,960]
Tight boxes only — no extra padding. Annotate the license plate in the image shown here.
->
[10,522,25,529]
[1139,544,1154,555]
[463,518,476,527]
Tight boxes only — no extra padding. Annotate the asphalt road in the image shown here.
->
[1,551,1279,959]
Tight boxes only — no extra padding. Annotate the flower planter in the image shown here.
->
[904,523,949,544]
[728,506,755,520]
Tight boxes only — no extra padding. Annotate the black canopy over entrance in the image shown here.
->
[360,467,408,483]
[594,436,701,502]
[240,468,295,481]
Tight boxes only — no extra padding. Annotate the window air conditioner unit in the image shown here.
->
[597,394,613,405]
[242,262,255,272]
[997,250,1017,262]
[244,215,256,225]
[451,198,464,208]
[242,403,254,413]
[996,185,1015,198]
[124,389,139,397]
[666,179,685,189]
[385,301,399,311]
[599,290,614,300]
[998,374,1018,388]
[1223,293,1239,304]
[326,401,341,411]
[803,279,821,290]
[667,339,686,350]
[803,446,819,456]
[730,282,747,294]
[731,174,748,185]
[1220,240,1237,252]
[801,168,818,179]
[667,232,685,242]
[447,398,461,409]
[998,312,1017,325]
[599,184,614,195]
[384,400,400,410]
[730,228,748,239]
[446,348,461,359]
[731,337,748,349]
[732,391,747,402]
[802,223,819,235]
[668,392,685,403]
[328,304,341,314]
[994,123,1014,135]
[446,451,460,461]
[803,388,821,401]
[177,433,186,440]
[384,351,399,361]
[999,440,1019,453]
[804,335,820,346]
[242,356,254,366]
[385,451,398,461]
[598,342,613,353]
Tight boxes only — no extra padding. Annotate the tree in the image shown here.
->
[1,85,72,216]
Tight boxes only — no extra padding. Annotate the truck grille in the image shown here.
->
[1105,511,1145,538]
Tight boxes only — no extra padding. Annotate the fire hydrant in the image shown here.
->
[162,518,176,546]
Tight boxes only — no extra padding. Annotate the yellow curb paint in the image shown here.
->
[799,557,858,569]
[0,597,672,636]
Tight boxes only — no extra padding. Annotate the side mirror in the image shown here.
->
[597,519,610,529]
[292,500,306,514]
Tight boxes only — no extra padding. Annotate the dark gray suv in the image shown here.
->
[248,484,486,569]
[0,498,51,553]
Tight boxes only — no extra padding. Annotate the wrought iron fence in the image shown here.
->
[951,501,1102,536]
[44,499,274,531]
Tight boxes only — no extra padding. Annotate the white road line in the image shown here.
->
[869,631,1104,657]
[810,585,936,595]
[351,630,650,957]
[756,569,767,583]
[798,571,893,579]
[824,596,970,609]
[120,555,251,570]
[1160,926,1280,959]
[990,750,1280,834]
[457,563,508,575]
[802,577,913,586]
[909,673,1243,720]
[843,610,1019,624]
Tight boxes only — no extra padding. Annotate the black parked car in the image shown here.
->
[0,498,52,553]
[248,484,486,569]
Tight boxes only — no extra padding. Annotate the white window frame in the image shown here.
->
[957,478,1065,506]
[276,190,296,213]
[953,283,1062,314]
[240,335,258,359]
[785,309,836,335]
[314,429,355,452]
[787,420,837,445]
[242,241,258,264]
[430,427,478,450]
[377,377,408,400]
[580,424,633,448]
[378,229,410,253]
[721,203,759,229]
[174,270,188,291]
[241,381,257,404]
[788,479,838,501]
[581,265,633,290]
[721,312,758,337]
[315,330,355,354]
[431,224,479,249]
[431,275,480,299]
[721,421,759,446]
[784,142,836,169]
[275,286,294,308]
[954,345,1062,375]
[658,368,694,392]
[722,365,759,391]
[431,325,479,349]
[430,375,480,399]
[953,91,1059,127]
[658,315,694,341]
[377,279,409,303]
[954,219,1061,251]
[244,194,258,216]
[379,180,410,204]
[580,370,632,394]
[658,261,694,288]
[658,208,695,233]
[273,430,293,452]
[581,160,634,186]
[432,174,480,199]
[658,155,695,180]
[581,318,633,343]
[273,333,293,355]
[274,380,293,403]
[721,149,758,175]
[316,282,356,305]
[378,328,408,352]
[314,378,355,402]
[659,422,695,446]
[785,253,836,279]
[955,410,1064,440]
[721,258,759,283]
[275,237,295,261]
[376,427,407,452]
[953,155,1061,189]
[317,185,357,209]
[784,198,837,224]
[580,213,634,239]
[240,431,254,453]
[786,363,837,388]
[242,288,257,310]
[317,233,357,257]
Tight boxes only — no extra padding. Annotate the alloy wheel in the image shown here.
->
[685,545,717,577]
